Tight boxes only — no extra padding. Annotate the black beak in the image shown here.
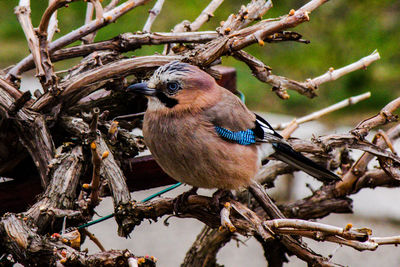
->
[127,82,157,96]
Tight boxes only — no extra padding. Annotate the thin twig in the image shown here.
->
[89,141,101,205]
[190,0,224,31]
[273,92,372,130]
[15,0,44,81]
[81,228,106,252]
[163,0,223,54]
[300,0,329,13]
[281,231,378,251]
[352,95,400,139]
[47,0,59,41]
[265,219,369,241]
[142,0,165,33]
[220,0,272,34]
[104,0,120,12]
[38,0,78,35]
[307,50,380,89]
[81,1,94,43]
[234,50,379,99]
[371,236,400,245]
[82,0,104,44]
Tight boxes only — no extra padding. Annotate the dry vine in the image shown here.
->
[0,0,398,266]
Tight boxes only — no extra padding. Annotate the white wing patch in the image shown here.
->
[256,118,275,136]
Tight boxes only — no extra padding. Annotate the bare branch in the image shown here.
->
[38,0,78,35]
[82,0,104,44]
[84,1,94,25]
[334,124,400,196]
[248,182,334,267]
[220,0,272,34]
[104,0,120,12]
[88,141,101,205]
[60,116,133,237]
[143,0,165,33]
[24,146,83,232]
[299,0,329,13]
[352,96,400,139]
[371,236,400,246]
[15,0,44,80]
[234,50,379,99]
[265,219,369,241]
[163,0,223,54]
[182,226,232,266]
[273,92,372,130]
[47,0,59,41]
[308,50,380,89]
[0,213,155,266]
[81,228,106,252]
[0,77,22,100]
[7,0,152,80]
[32,55,179,111]
[190,0,224,31]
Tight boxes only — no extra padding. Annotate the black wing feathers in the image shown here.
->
[254,113,282,139]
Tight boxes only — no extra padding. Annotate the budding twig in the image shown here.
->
[273,92,372,131]
[307,50,380,89]
[265,219,369,241]
[88,110,101,205]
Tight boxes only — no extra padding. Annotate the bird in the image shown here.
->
[127,61,340,193]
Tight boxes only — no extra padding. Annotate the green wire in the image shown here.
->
[141,182,182,202]
[77,213,115,229]
[77,182,182,229]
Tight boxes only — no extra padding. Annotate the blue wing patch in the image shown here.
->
[215,126,256,145]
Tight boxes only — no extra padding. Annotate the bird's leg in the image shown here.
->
[211,189,234,212]
[173,186,198,214]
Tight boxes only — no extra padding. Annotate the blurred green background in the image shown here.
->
[0,0,399,125]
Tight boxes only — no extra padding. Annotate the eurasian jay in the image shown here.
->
[127,61,340,191]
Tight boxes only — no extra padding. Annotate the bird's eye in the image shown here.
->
[167,82,179,92]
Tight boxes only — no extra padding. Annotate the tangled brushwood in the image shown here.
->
[0,0,399,266]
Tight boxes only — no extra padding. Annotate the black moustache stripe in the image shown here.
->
[156,92,178,108]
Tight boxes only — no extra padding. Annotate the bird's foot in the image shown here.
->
[173,187,198,214]
[211,189,234,213]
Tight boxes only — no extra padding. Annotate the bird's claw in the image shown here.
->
[173,187,198,214]
[211,189,234,212]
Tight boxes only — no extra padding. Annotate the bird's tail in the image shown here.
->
[271,142,341,183]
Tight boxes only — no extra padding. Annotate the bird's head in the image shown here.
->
[127,61,219,114]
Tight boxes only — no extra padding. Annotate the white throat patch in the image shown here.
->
[147,97,166,111]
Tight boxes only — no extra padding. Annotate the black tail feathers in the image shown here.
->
[272,142,341,183]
